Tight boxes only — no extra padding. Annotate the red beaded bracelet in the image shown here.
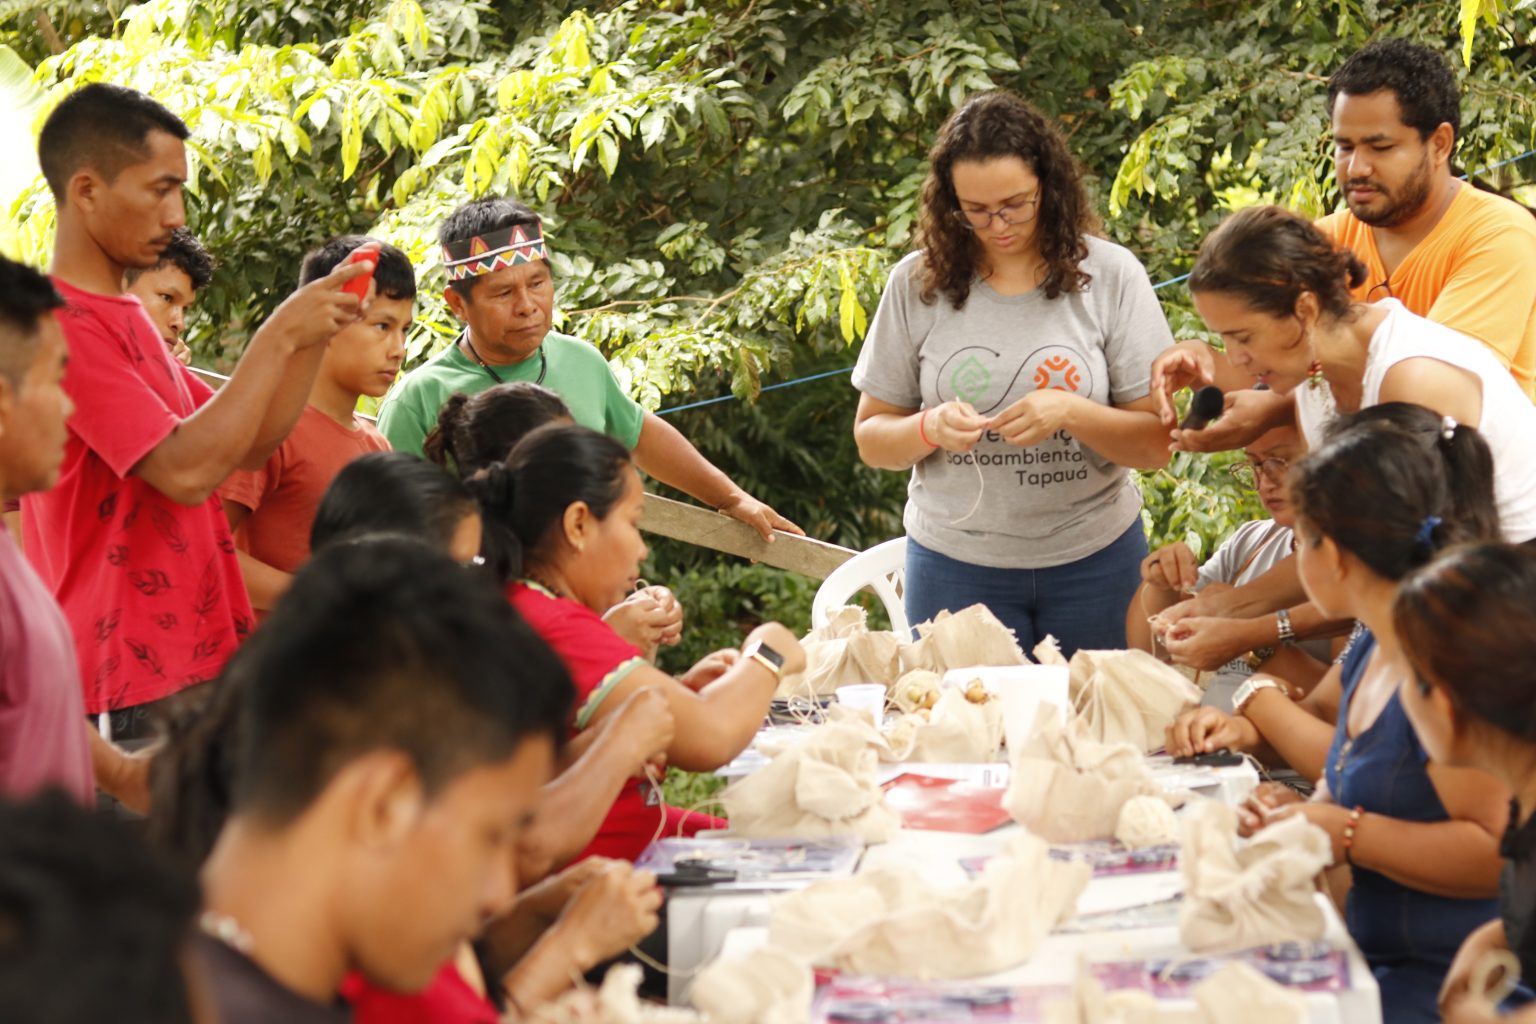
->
[917,408,939,448]
[1341,805,1364,865]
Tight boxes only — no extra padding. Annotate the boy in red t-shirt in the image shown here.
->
[23,84,372,737]
[218,237,411,613]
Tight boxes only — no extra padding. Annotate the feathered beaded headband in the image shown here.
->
[441,221,548,281]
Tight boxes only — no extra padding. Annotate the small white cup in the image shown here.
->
[836,684,887,729]
[992,666,1071,750]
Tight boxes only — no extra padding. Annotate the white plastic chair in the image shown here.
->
[812,536,911,640]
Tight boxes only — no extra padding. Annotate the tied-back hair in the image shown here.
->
[1289,403,1501,581]
[915,90,1097,309]
[424,383,571,477]
[1189,205,1368,320]
[466,423,633,584]
[1394,543,1536,742]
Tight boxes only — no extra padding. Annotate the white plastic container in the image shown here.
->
[835,683,887,729]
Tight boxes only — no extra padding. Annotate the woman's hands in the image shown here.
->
[549,860,664,971]
[1235,781,1305,836]
[921,401,990,453]
[603,585,684,658]
[1141,542,1201,594]
[1165,706,1262,759]
[679,649,739,691]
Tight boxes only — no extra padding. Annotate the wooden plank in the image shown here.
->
[640,493,855,581]
[191,367,853,579]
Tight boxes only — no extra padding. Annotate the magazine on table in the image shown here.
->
[634,835,864,890]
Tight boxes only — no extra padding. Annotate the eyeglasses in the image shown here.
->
[1366,278,1393,302]
[1228,456,1290,489]
[952,195,1041,231]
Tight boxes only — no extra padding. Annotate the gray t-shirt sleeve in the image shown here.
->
[1095,240,1175,405]
[852,252,924,409]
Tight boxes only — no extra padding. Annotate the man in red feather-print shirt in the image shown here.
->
[21,84,372,737]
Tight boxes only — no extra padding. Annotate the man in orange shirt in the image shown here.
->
[1153,37,1536,445]
[1319,37,1536,396]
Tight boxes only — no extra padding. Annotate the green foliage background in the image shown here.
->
[3,0,1534,674]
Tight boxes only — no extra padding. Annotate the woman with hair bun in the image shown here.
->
[1396,543,1536,1023]
[852,90,1174,656]
[468,423,807,862]
[1186,204,1536,541]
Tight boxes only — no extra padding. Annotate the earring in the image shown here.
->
[1306,359,1325,391]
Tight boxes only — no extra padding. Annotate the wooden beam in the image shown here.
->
[640,493,854,581]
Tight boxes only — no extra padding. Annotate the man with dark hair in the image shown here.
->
[218,236,410,614]
[125,226,216,364]
[377,196,800,541]
[24,82,374,741]
[0,790,202,1024]
[1319,37,1536,395]
[195,537,575,1022]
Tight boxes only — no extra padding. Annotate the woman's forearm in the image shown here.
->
[1244,688,1337,780]
[853,409,935,471]
[515,737,639,883]
[1351,813,1503,899]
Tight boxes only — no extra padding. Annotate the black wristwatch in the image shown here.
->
[741,640,785,679]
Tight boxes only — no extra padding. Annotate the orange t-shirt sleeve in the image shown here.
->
[1424,225,1536,379]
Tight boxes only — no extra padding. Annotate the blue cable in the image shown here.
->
[656,148,1536,415]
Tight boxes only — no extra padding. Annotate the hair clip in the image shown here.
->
[1440,415,1457,441]
[1415,514,1442,550]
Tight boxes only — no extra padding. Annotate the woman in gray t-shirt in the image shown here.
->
[852,91,1173,656]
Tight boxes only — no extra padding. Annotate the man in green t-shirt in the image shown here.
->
[378,197,798,541]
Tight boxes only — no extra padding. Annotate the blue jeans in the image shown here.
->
[904,521,1147,658]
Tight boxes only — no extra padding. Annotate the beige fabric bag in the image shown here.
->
[689,948,813,1024]
[768,833,1089,978]
[1178,801,1331,954]
[1042,962,1303,1024]
[778,606,904,699]
[902,604,1026,674]
[890,669,943,714]
[1192,962,1307,1024]
[718,720,900,842]
[1067,648,1202,753]
[878,688,1004,764]
[1003,705,1160,842]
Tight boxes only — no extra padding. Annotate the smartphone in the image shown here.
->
[341,240,383,301]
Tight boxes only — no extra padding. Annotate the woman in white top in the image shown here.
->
[1186,204,1536,542]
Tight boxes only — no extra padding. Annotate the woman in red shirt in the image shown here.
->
[469,423,807,862]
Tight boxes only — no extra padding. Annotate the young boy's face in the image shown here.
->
[320,294,411,400]
[344,734,554,992]
[0,317,73,499]
[127,263,197,344]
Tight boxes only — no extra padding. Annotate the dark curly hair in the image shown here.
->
[915,91,1097,308]
[1328,38,1459,145]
